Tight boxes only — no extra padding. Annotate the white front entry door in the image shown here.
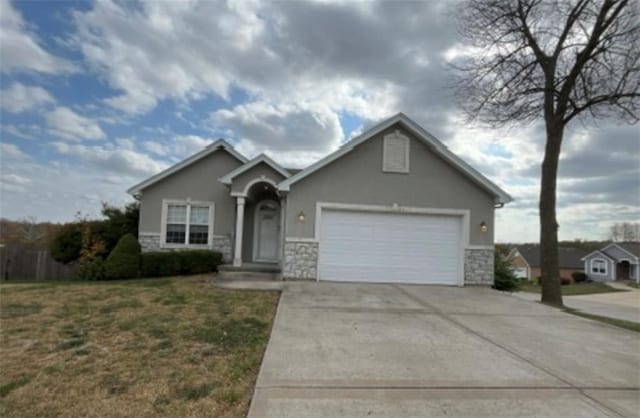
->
[318,209,463,285]
[254,200,279,262]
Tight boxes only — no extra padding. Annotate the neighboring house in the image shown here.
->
[128,113,512,286]
[506,245,587,281]
[581,242,640,282]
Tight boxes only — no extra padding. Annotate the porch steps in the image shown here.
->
[217,263,281,281]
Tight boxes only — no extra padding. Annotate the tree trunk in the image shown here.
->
[539,122,564,307]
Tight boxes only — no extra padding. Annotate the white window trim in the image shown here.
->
[382,131,410,173]
[590,258,608,275]
[160,199,215,249]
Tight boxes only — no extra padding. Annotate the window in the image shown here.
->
[189,206,210,244]
[383,131,410,173]
[591,259,607,275]
[166,205,187,243]
[162,201,213,246]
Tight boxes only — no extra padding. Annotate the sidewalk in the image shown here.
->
[512,284,640,323]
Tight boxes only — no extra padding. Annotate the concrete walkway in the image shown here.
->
[513,285,640,323]
[564,286,640,323]
[249,282,640,418]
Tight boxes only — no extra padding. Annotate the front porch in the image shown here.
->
[232,179,284,268]
[218,262,281,281]
[615,260,639,281]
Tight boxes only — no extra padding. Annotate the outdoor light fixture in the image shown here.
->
[297,211,306,223]
[480,221,488,233]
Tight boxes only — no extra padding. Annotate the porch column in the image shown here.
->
[233,197,245,267]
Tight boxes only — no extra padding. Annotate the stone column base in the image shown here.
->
[464,249,494,285]
[283,241,318,280]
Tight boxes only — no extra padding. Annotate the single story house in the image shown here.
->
[506,245,587,281]
[128,113,512,286]
[582,242,640,282]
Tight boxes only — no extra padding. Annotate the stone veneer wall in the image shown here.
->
[211,236,232,263]
[283,241,318,279]
[139,233,161,252]
[464,248,494,285]
[138,233,232,263]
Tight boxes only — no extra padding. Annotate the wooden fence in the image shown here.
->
[0,246,76,281]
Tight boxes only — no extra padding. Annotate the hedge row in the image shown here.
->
[140,250,223,277]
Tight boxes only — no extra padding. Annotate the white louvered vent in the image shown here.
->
[382,131,410,173]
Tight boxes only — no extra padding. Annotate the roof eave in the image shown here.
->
[127,139,247,195]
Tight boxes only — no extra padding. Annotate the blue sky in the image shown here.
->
[1,0,638,242]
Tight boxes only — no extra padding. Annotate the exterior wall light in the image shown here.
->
[480,221,488,233]
[297,211,306,223]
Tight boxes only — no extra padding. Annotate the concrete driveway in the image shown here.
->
[248,282,640,418]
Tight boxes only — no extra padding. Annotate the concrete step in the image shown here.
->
[216,270,281,281]
[218,263,281,273]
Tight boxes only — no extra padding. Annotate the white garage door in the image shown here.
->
[513,267,528,279]
[318,209,463,285]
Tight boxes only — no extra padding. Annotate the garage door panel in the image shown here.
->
[319,209,462,285]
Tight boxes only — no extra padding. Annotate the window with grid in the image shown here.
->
[189,206,210,244]
[164,203,211,245]
[591,259,606,274]
[166,205,187,243]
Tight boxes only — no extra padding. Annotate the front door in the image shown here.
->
[254,200,279,262]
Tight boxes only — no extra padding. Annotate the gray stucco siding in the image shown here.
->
[230,162,287,195]
[138,150,242,236]
[283,124,496,246]
[583,253,615,281]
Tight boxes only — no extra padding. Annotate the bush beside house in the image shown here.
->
[105,234,141,280]
[493,251,520,291]
[140,250,223,277]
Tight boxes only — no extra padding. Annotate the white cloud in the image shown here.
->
[51,141,168,177]
[142,135,214,160]
[0,158,136,222]
[0,82,55,113]
[0,173,31,185]
[0,142,28,159]
[0,0,77,74]
[45,107,106,141]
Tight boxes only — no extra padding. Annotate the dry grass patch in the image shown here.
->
[0,276,279,417]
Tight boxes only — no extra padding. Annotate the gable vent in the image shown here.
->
[382,131,410,173]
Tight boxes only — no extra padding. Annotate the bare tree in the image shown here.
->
[452,0,640,306]
[18,217,46,246]
[608,222,640,241]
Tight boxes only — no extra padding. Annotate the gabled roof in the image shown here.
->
[512,244,588,269]
[127,139,247,195]
[219,153,291,185]
[602,242,640,259]
[277,113,512,204]
[581,249,615,262]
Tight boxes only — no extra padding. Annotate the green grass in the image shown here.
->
[519,281,627,295]
[0,376,32,398]
[0,277,279,417]
[564,308,640,333]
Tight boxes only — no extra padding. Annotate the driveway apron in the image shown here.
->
[248,282,640,418]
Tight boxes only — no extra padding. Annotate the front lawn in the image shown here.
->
[0,277,279,418]
[519,281,627,295]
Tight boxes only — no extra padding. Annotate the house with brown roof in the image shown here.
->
[506,244,587,281]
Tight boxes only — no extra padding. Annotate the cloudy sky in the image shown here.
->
[0,0,638,242]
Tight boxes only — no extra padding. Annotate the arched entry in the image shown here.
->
[617,260,631,280]
[253,199,280,262]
